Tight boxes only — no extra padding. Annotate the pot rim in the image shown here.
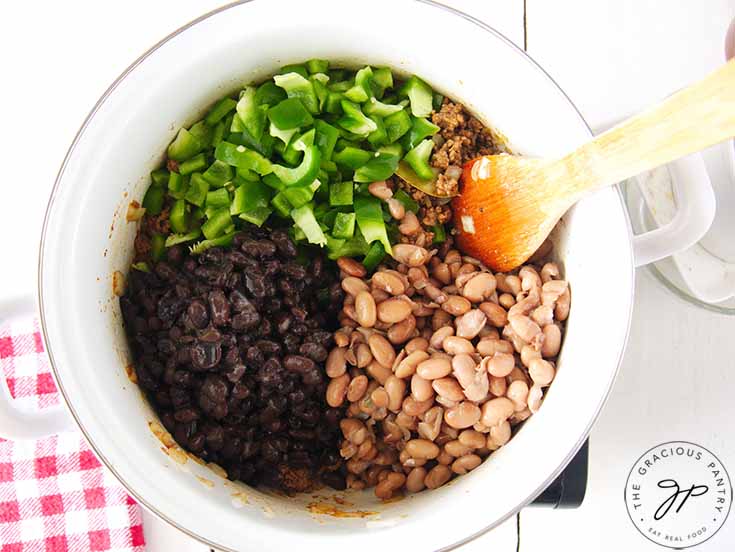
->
[37,1,636,550]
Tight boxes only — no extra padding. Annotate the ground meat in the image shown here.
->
[166,159,179,172]
[429,99,500,199]
[144,207,171,236]
[394,178,452,228]
[134,233,151,259]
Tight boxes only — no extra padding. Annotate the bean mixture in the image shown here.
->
[120,227,349,492]
[325,243,569,498]
[122,60,571,499]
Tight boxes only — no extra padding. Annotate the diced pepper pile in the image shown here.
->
[141,61,445,268]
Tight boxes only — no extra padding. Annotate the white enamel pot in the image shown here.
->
[0,0,714,550]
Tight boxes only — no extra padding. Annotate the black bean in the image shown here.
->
[174,407,200,423]
[202,375,229,403]
[190,341,221,370]
[256,340,281,355]
[208,290,230,327]
[270,229,297,257]
[229,289,253,312]
[223,363,246,383]
[231,381,251,399]
[283,355,315,374]
[187,300,209,329]
[299,342,328,363]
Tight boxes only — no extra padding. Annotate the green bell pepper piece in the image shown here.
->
[353,152,400,183]
[205,97,237,125]
[329,80,352,93]
[344,66,373,103]
[236,87,268,141]
[215,142,273,175]
[332,212,356,239]
[205,188,230,210]
[131,262,150,273]
[329,180,354,206]
[269,121,299,146]
[164,229,201,247]
[333,147,371,170]
[278,64,309,78]
[236,167,261,182]
[142,185,165,216]
[367,116,388,148]
[230,113,245,133]
[363,97,406,118]
[256,81,287,106]
[354,196,392,253]
[188,121,212,150]
[282,179,321,209]
[231,180,272,215]
[431,224,447,244]
[202,160,233,187]
[329,69,348,82]
[311,77,329,112]
[274,72,319,114]
[337,100,377,136]
[150,233,166,262]
[240,206,272,227]
[271,192,292,217]
[168,171,186,199]
[184,173,210,207]
[167,128,201,162]
[211,120,226,148]
[150,169,169,187]
[432,92,445,111]
[178,153,207,176]
[403,139,435,180]
[378,143,404,157]
[371,67,393,98]
[291,204,327,246]
[267,98,313,130]
[241,126,275,158]
[385,109,412,143]
[281,137,303,166]
[325,92,345,114]
[326,232,370,260]
[399,75,434,117]
[362,240,386,271]
[170,199,189,233]
[263,173,285,191]
[201,208,232,239]
[271,129,321,187]
[306,59,330,74]
[404,116,440,149]
[189,231,238,255]
[314,119,339,161]
[393,189,419,213]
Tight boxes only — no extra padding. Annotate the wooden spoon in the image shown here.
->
[452,58,735,272]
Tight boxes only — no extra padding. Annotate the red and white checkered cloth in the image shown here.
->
[0,315,145,551]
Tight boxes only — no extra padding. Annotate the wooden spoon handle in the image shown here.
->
[566,58,735,193]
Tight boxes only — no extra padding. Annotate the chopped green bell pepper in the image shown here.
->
[403,139,435,180]
[271,129,321,187]
[362,240,386,271]
[282,179,321,208]
[231,180,272,215]
[353,152,400,183]
[354,196,392,253]
[170,199,189,233]
[202,160,233,187]
[240,207,272,227]
[189,231,238,255]
[271,192,292,217]
[279,64,309,78]
[236,87,268,141]
[150,169,169,187]
[274,72,319,114]
[201,208,232,239]
[344,66,373,103]
[256,81,287,106]
[333,146,371,169]
[167,128,201,162]
[314,119,339,161]
[211,121,226,148]
[371,67,393,98]
[150,233,166,262]
[337,100,377,136]
[205,188,230,210]
[404,116,440,149]
[269,122,299,146]
[306,59,330,74]
[399,75,434,117]
[385,109,412,143]
[267,98,313,130]
[188,121,212,150]
[364,97,405,118]
[432,224,447,243]
[165,229,201,247]
[184,173,210,207]
[329,180,354,206]
[432,92,445,111]
[332,212,356,239]
[367,116,388,148]
[205,97,237,125]
[393,189,419,213]
[262,173,285,191]
[168,171,186,199]
[178,153,207,176]
[142,185,165,216]
[311,76,329,112]
[291,204,327,246]
[131,262,150,272]
[215,142,273,175]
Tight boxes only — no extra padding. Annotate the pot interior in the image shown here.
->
[40,1,634,550]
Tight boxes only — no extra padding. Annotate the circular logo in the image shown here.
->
[624,441,732,548]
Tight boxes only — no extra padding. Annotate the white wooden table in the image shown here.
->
[2,1,734,550]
